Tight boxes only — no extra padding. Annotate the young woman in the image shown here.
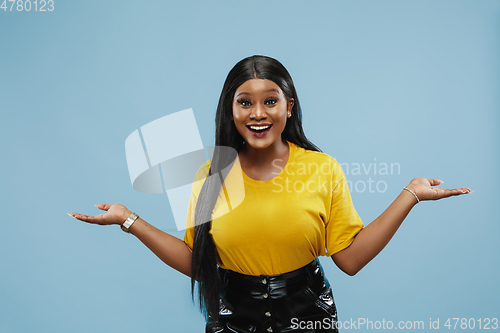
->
[70,55,471,333]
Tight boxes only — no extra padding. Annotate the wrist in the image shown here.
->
[121,209,133,225]
[121,211,139,234]
[402,185,420,205]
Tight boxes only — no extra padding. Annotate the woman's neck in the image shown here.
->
[240,138,289,167]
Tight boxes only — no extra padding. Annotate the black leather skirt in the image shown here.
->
[206,259,339,333]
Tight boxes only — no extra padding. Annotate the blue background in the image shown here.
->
[1,0,499,332]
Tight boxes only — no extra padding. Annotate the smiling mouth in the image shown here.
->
[246,124,273,133]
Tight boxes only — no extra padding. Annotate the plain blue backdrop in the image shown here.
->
[1,0,499,332]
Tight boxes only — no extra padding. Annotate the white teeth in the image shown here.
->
[248,125,271,131]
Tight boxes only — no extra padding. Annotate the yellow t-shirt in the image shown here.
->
[184,140,364,276]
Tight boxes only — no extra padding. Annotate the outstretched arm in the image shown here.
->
[69,203,193,278]
[331,178,471,276]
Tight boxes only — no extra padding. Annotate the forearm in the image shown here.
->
[127,216,193,278]
[332,188,417,275]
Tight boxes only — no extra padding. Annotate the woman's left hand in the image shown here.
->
[406,178,472,202]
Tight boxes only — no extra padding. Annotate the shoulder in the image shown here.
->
[197,159,212,174]
[289,142,346,179]
[193,159,212,182]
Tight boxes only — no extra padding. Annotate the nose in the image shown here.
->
[250,104,267,120]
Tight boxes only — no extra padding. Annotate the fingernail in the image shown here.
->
[468,190,475,194]
[67,213,75,218]
[94,204,98,207]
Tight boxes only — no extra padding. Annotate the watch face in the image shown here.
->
[121,213,138,233]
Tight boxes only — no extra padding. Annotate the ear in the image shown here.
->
[287,98,294,117]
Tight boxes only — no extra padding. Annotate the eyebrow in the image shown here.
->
[236,88,280,97]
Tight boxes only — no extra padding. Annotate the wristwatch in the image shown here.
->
[121,212,139,233]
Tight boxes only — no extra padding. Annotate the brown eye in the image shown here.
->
[265,98,279,105]
[237,98,251,107]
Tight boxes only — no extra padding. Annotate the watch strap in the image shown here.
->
[121,212,139,233]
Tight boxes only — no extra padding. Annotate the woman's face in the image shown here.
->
[232,79,293,151]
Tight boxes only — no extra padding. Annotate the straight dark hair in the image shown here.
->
[191,55,321,319]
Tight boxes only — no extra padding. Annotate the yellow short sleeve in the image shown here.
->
[325,162,364,256]
[183,160,211,252]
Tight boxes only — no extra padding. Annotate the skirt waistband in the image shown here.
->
[218,259,325,298]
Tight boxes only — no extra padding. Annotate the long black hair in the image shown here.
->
[191,55,321,319]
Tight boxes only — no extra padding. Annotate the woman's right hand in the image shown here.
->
[69,203,132,226]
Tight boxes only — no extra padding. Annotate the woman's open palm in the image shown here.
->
[69,203,131,226]
[407,178,471,201]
